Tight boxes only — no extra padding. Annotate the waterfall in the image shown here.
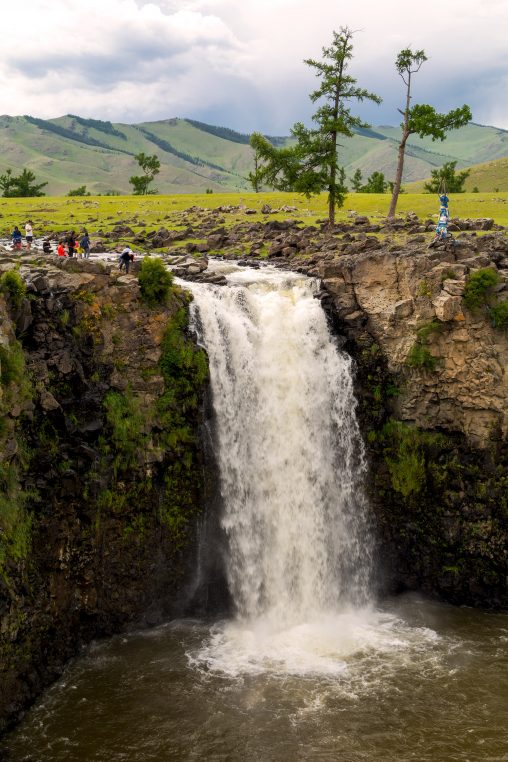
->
[185,263,376,675]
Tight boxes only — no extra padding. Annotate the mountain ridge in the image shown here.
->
[0,114,507,195]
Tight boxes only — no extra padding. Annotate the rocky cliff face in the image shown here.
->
[315,228,508,609]
[0,256,208,732]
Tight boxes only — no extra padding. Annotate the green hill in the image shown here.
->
[0,114,507,195]
[405,155,508,193]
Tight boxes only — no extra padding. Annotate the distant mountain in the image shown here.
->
[0,115,507,195]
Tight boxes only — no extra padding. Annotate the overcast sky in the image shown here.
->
[1,0,507,132]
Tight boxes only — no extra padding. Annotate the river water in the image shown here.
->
[2,263,507,761]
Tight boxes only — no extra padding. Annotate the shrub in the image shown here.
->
[463,268,500,310]
[0,341,25,386]
[1,270,26,308]
[406,343,437,370]
[406,319,442,371]
[490,300,508,330]
[381,420,447,498]
[138,257,173,306]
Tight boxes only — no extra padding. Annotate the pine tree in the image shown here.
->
[250,28,381,226]
[424,161,470,193]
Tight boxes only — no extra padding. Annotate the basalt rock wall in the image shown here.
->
[0,255,209,733]
[317,232,508,609]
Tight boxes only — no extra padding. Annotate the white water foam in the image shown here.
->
[185,263,439,678]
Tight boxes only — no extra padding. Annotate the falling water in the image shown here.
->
[186,262,378,675]
[4,262,507,761]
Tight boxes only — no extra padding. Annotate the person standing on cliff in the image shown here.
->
[25,220,33,250]
[80,230,91,259]
[67,231,76,258]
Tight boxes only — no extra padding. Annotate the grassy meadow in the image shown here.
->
[1,192,507,246]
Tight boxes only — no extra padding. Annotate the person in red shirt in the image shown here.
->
[57,242,67,257]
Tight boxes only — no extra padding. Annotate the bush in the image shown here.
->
[406,343,437,370]
[490,300,508,330]
[463,268,500,310]
[138,257,173,306]
[1,270,26,308]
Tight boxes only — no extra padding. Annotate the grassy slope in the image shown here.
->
[0,115,508,195]
[376,123,508,165]
[406,156,508,193]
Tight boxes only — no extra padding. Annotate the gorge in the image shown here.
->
[0,219,507,757]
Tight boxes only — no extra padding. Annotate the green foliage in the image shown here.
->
[25,114,132,154]
[250,27,381,224]
[0,167,47,197]
[406,343,437,370]
[407,104,472,142]
[424,161,470,193]
[381,420,447,498]
[388,46,471,217]
[1,270,27,308]
[67,114,127,140]
[103,390,146,474]
[490,299,508,330]
[0,340,25,387]
[350,168,363,192]
[67,185,90,197]
[156,308,208,535]
[463,268,500,310]
[441,268,458,282]
[416,319,442,343]
[138,257,173,306]
[0,462,33,575]
[129,152,161,195]
[406,319,442,370]
[360,171,388,193]
[73,289,96,305]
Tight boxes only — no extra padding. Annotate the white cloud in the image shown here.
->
[0,0,506,130]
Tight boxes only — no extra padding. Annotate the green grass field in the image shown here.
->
[1,192,507,242]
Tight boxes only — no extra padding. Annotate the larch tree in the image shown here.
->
[387,48,472,218]
[250,28,381,227]
[129,152,161,195]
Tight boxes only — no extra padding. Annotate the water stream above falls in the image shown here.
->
[3,263,507,761]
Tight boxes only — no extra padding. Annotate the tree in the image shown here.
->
[67,185,91,196]
[424,161,470,193]
[129,152,160,195]
[350,168,363,192]
[248,149,263,192]
[360,171,388,193]
[387,48,471,218]
[0,169,17,197]
[0,167,47,197]
[250,28,381,226]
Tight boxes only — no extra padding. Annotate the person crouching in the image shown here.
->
[119,246,134,273]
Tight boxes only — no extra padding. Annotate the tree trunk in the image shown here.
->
[387,70,412,219]
[387,132,408,218]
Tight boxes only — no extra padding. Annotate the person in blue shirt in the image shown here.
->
[80,231,91,259]
[11,226,22,250]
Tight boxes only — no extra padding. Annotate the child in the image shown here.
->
[57,242,67,257]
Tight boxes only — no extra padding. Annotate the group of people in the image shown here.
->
[56,231,91,258]
[11,221,33,250]
[10,221,135,271]
[10,223,90,257]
